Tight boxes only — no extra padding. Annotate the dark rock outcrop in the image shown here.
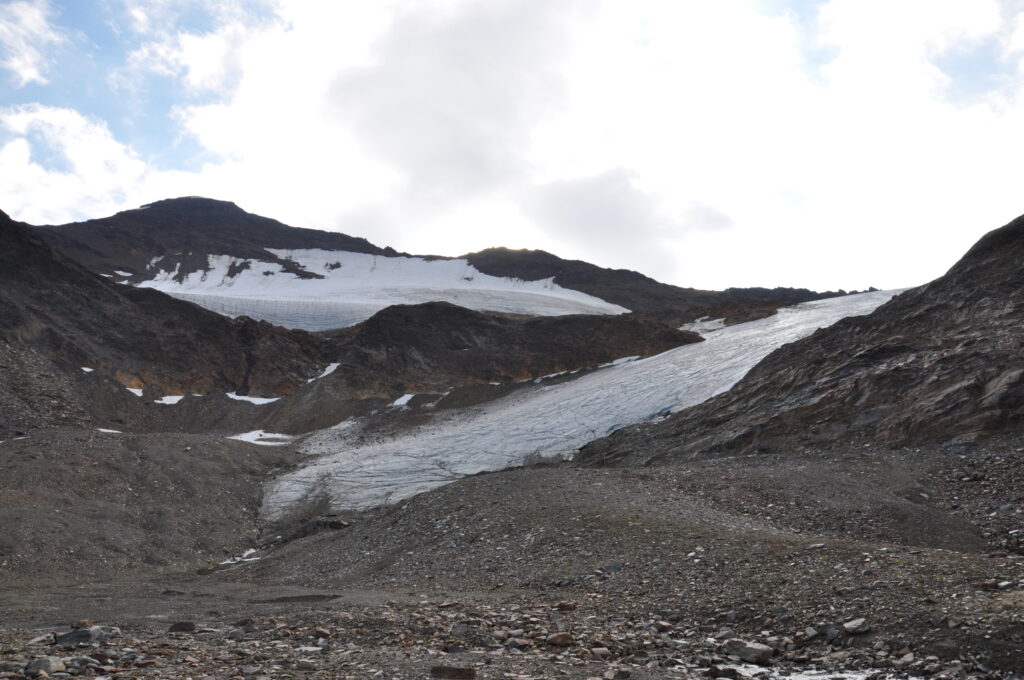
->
[579,213,1024,464]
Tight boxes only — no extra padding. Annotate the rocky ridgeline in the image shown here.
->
[0,599,1005,680]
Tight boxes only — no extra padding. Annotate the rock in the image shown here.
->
[168,622,196,633]
[430,666,476,679]
[706,666,747,679]
[546,632,574,646]
[0,662,24,673]
[294,659,317,671]
[722,639,774,664]
[843,618,871,635]
[25,657,66,677]
[70,619,92,629]
[555,601,577,611]
[53,625,120,645]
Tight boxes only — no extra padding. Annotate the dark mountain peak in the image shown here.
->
[132,196,245,216]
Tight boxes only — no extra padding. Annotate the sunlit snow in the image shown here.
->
[154,395,184,405]
[391,394,415,407]
[136,250,627,330]
[263,290,899,518]
[228,430,296,446]
[125,387,143,397]
[96,428,121,433]
[307,363,340,383]
[80,367,94,373]
[226,392,281,405]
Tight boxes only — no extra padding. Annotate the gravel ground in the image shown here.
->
[2,435,1022,677]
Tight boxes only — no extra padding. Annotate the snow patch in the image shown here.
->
[226,392,280,405]
[307,362,340,383]
[114,270,133,277]
[220,548,260,565]
[125,387,143,397]
[97,428,121,433]
[80,367,94,373]
[228,430,296,446]
[391,394,415,408]
[154,395,184,405]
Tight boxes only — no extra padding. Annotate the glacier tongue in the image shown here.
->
[262,290,899,519]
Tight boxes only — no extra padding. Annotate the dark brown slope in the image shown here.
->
[35,196,396,282]
[580,213,1024,465]
[465,247,853,324]
[326,301,700,396]
[0,208,330,433]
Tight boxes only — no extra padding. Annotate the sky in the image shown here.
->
[2,1,1024,292]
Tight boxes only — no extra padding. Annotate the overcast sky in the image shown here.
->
[2,0,1024,291]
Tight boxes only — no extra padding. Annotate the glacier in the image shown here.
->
[261,289,899,519]
[137,249,627,330]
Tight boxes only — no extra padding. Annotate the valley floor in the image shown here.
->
[1,436,1022,678]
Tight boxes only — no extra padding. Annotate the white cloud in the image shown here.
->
[6,1,1024,292]
[0,0,65,86]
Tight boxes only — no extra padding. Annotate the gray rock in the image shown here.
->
[843,618,871,635]
[26,656,66,676]
[0,661,25,672]
[722,639,774,664]
[53,625,121,645]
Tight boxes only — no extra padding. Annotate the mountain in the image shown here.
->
[0,208,330,434]
[0,207,698,437]
[33,197,844,330]
[464,246,854,324]
[579,213,1024,464]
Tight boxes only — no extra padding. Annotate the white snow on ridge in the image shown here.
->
[391,394,415,407]
[263,290,900,518]
[226,392,281,405]
[155,395,184,405]
[307,363,340,383]
[125,387,143,397]
[136,250,627,330]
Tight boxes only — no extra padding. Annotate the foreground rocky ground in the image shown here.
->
[2,432,1022,678]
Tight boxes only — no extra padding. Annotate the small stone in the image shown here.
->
[168,622,196,633]
[295,659,316,671]
[591,647,612,658]
[546,632,574,646]
[53,626,120,645]
[313,627,331,638]
[430,666,476,679]
[842,618,870,635]
[25,657,66,677]
[70,619,92,629]
[555,601,577,611]
[722,639,774,664]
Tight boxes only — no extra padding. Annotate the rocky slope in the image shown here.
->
[0,209,329,425]
[465,247,855,324]
[579,213,1024,465]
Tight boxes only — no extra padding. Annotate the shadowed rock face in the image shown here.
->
[579,214,1024,464]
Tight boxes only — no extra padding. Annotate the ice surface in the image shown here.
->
[125,387,143,397]
[154,395,184,405]
[226,392,281,405]
[263,290,899,518]
[228,430,296,446]
[307,363,340,383]
[136,250,627,330]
